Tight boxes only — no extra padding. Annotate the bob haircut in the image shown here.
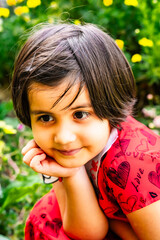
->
[11,23,136,128]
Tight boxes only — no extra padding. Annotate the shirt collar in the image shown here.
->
[85,128,118,187]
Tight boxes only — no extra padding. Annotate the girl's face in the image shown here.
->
[28,78,111,168]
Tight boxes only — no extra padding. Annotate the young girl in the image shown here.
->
[11,23,160,240]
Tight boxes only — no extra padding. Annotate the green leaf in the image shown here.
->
[0,101,13,119]
[0,184,39,212]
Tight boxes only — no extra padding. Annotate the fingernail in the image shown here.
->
[23,155,26,161]
[21,147,26,155]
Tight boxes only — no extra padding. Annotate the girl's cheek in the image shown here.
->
[33,133,51,153]
[32,133,44,149]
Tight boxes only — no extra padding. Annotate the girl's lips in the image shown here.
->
[57,148,82,156]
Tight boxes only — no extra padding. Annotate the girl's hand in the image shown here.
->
[22,139,80,178]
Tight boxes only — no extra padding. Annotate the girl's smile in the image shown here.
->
[55,148,82,156]
[28,78,111,168]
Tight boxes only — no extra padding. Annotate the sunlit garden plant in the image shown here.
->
[0,101,51,240]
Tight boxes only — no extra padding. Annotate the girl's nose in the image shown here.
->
[54,124,76,145]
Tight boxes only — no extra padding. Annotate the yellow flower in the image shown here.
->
[131,54,142,63]
[6,0,16,6]
[103,0,113,7]
[16,0,25,3]
[50,1,58,9]
[3,125,17,134]
[138,38,153,47]
[14,6,29,16]
[74,19,81,25]
[6,0,25,5]
[0,121,17,134]
[27,0,41,8]
[0,8,10,18]
[115,39,124,50]
[124,0,138,7]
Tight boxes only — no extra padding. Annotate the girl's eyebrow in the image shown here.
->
[67,104,92,111]
[30,110,52,115]
[30,104,92,115]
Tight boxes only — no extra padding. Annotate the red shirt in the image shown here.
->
[98,116,160,221]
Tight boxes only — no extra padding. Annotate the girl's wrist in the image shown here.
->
[62,166,87,188]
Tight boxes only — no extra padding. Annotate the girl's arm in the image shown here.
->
[127,200,160,240]
[22,139,109,240]
[109,219,138,240]
[53,166,108,240]
[53,177,139,240]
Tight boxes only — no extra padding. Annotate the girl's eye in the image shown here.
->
[73,111,90,120]
[38,115,54,123]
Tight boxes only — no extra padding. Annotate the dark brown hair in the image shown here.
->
[11,23,136,128]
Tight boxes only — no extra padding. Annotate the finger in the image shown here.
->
[23,148,45,165]
[29,153,47,172]
[36,157,80,177]
[25,153,81,177]
[21,139,39,155]
[29,156,62,176]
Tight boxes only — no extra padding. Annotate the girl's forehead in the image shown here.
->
[28,81,91,112]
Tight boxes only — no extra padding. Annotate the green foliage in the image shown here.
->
[0,0,160,239]
[0,101,52,239]
[0,0,160,92]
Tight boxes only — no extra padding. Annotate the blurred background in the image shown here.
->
[0,0,160,239]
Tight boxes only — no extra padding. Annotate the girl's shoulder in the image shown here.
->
[98,116,160,219]
[119,116,160,141]
[115,116,160,155]
[109,115,160,165]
